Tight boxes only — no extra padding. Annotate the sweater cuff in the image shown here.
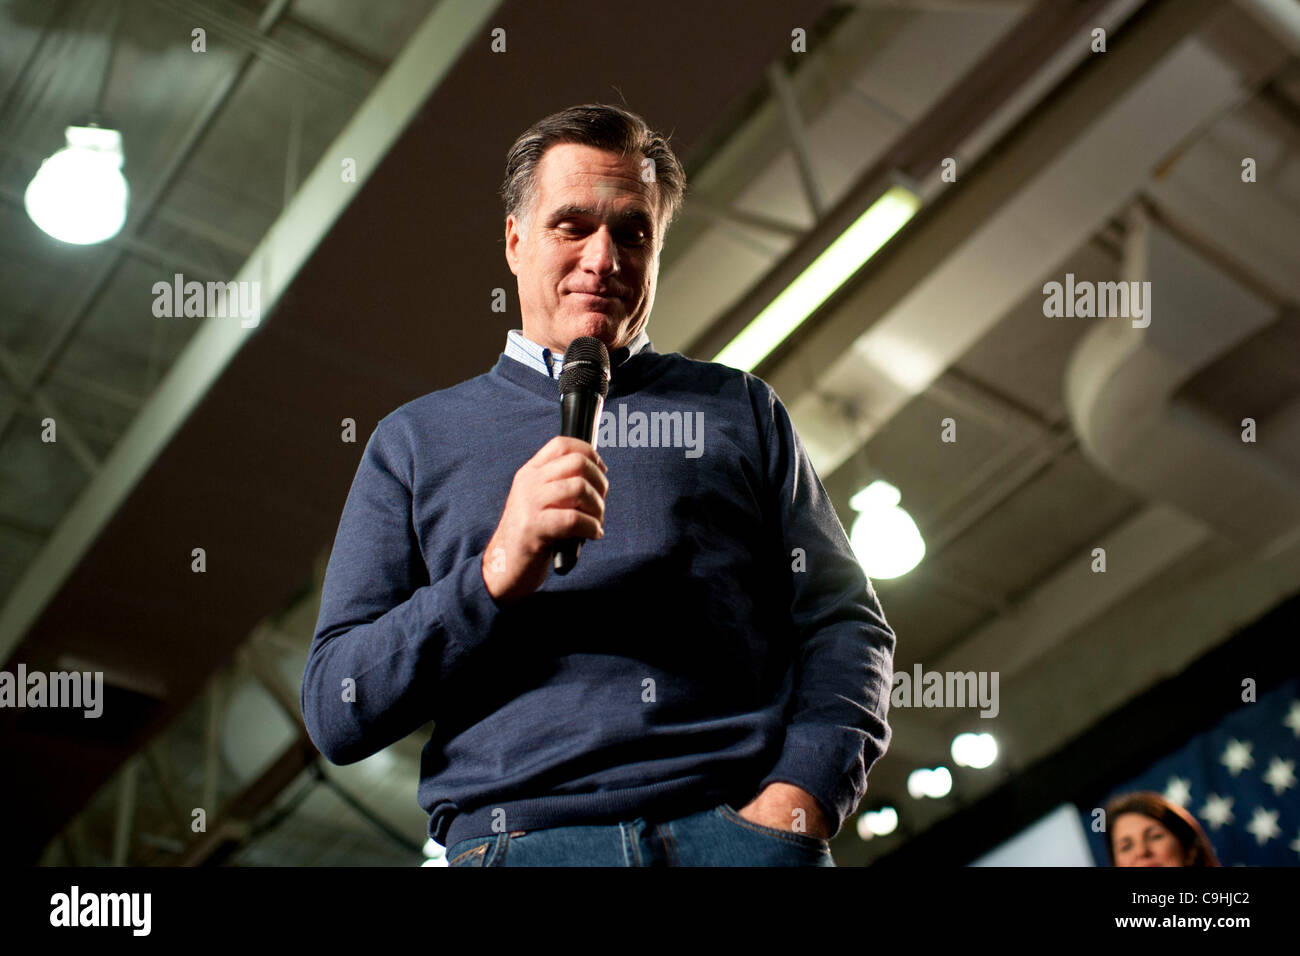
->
[431,550,509,667]
[758,726,866,840]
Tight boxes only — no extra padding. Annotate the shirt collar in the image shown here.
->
[504,328,650,380]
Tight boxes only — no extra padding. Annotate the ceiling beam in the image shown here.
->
[0,345,101,476]
[175,735,319,866]
[142,0,377,101]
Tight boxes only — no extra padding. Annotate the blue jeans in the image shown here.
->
[444,802,835,866]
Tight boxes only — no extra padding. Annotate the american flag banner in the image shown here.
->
[1081,676,1300,866]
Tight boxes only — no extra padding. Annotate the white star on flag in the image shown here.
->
[1163,777,1192,807]
[1263,757,1296,796]
[1245,807,1281,846]
[1220,739,1254,776]
[1199,794,1234,830]
[1285,701,1300,738]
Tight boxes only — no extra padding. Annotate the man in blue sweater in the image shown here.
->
[301,104,896,866]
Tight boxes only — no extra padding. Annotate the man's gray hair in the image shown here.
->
[500,103,687,242]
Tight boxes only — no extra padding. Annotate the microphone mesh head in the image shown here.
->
[558,336,611,397]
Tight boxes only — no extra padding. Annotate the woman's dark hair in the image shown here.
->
[500,104,687,243]
[1104,792,1220,866]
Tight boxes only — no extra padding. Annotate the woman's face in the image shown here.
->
[1112,813,1187,866]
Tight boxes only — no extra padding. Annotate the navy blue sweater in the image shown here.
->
[301,343,895,848]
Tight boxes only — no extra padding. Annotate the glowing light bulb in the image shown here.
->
[25,124,129,244]
[848,480,925,579]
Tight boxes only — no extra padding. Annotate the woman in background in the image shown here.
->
[1105,791,1221,867]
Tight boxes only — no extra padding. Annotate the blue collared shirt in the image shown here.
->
[505,328,650,379]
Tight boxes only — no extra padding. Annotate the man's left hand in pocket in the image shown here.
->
[737,782,832,839]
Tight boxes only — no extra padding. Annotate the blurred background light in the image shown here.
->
[908,766,953,799]
[952,732,998,769]
[857,805,899,840]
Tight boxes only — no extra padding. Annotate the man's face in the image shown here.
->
[505,143,661,355]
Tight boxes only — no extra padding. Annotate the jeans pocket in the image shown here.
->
[717,803,831,852]
[446,835,500,867]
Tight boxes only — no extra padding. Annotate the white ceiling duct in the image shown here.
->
[1065,213,1300,555]
[775,27,1250,478]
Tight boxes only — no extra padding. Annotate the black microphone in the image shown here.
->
[554,336,610,575]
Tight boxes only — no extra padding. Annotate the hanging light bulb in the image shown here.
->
[847,479,925,579]
[25,123,129,245]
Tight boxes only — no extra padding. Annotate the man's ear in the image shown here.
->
[504,215,522,276]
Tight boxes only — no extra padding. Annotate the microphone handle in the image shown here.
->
[554,390,605,575]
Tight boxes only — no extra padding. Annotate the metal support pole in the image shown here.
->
[146,741,190,836]
[284,92,303,208]
[110,756,139,866]
[766,61,826,218]
[0,347,101,476]
[203,670,223,821]
[240,637,307,733]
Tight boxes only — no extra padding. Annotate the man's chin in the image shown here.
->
[565,313,623,348]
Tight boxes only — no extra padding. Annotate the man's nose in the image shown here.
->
[580,226,618,274]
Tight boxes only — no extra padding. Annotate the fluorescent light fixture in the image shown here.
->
[712,185,919,372]
[25,124,129,245]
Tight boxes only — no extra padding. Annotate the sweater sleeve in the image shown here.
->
[752,379,896,839]
[300,418,506,765]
